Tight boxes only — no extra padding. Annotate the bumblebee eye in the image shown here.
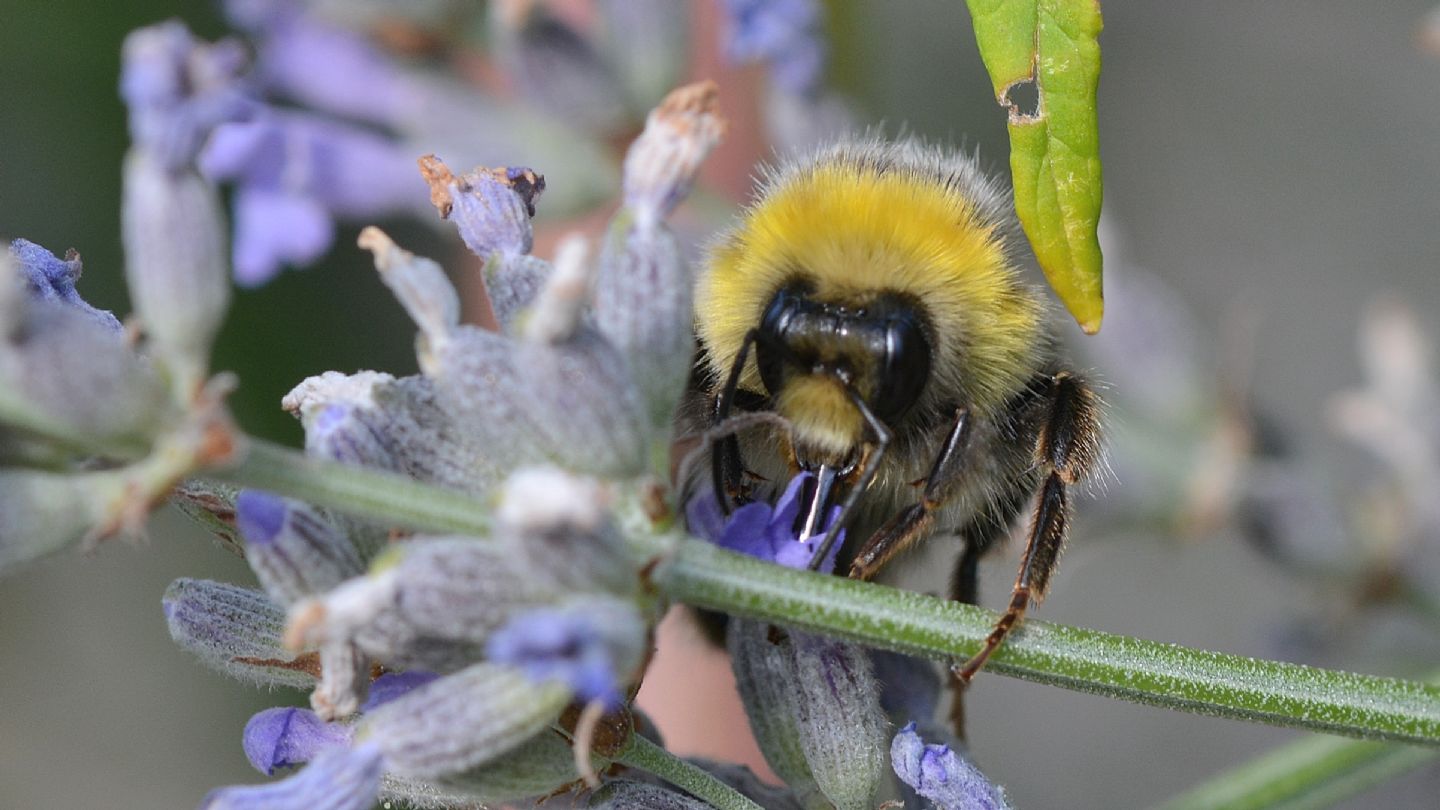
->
[872,311,931,423]
[757,285,804,396]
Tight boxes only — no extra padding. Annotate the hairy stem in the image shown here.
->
[207,438,1440,748]
[653,539,1440,747]
[207,436,490,536]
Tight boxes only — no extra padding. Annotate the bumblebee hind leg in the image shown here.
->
[953,372,1102,684]
[946,486,1028,737]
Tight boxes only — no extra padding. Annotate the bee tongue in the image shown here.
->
[795,464,842,541]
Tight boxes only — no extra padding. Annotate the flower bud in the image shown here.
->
[358,227,459,360]
[163,578,316,689]
[621,81,725,228]
[891,723,1012,810]
[285,538,557,673]
[483,253,552,333]
[237,490,364,605]
[1,244,170,455]
[419,155,540,259]
[8,239,121,332]
[590,82,722,432]
[0,469,116,573]
[382,726,604,807]
[360,662,572,779]
[121,148,231,398]
[243,707,353,775]
[729,620,887,810]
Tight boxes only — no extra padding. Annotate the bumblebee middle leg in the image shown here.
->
[954,371,1102,683]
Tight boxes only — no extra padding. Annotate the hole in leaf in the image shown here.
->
[1002,78,1041,122]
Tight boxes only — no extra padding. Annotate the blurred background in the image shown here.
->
[3,0,1440,806]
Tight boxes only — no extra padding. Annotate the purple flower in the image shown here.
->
[891,723,1011,810]
[486,601,640,709]
[199,111,426,285]
[7,239,121,332]
[242,707,352,775]
[224,1,413,126]
[120,21,256,170]
[689,472,844,573]
[362,671,440,712]
[722,0,827,96]
[201,743,382,810]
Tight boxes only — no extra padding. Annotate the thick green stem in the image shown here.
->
[207,437,490,536]
[615,734,764,810]
[653,539,1440,747]
[202,438,1440,748]
[1152,734,1438,810]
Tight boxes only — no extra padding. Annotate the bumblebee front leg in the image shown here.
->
[847,407,972,580]
[954,372,1101,684]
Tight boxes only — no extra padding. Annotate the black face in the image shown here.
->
[755,281,932,426]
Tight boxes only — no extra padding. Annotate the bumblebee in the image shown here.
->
[686,139,1102,717]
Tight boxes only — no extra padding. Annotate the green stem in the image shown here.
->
[207,437,490,536]
[653,539,1440,747]
[1152,734,1438,810]
[615,734,764,810]
[204,438,1440,747]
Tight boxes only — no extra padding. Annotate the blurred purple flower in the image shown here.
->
[199,111,426,285]
[486,605,625,708]
[891,723,1011,810]
[224,0,412,126]
[722,0,827,96]
[242,707,352,775]
[362,670,440,712]
[120,21,256,171]
[201,743,382,810]
[688,472,844,573]
[7,239,121,332]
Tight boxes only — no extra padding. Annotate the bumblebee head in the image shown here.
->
[755,280,931,463]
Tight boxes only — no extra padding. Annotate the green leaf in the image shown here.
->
[967,0,1106,333]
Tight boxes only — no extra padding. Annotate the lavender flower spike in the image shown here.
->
[891,723,1012,810]
[722,0,828,97]
[201,744,383,810]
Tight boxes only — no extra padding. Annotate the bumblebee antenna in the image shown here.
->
[807,387,892,571]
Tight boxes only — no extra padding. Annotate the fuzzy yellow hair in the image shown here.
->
[697,140,1049,446]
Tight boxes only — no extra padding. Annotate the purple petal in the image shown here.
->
[231,186,334,286]
[486,606,624,708]
[201,744,382,810]
[717,501,778,560]
[235,490,287,545]
[362,671,440,712]
[253,15,411,126]
[242,707,352,775]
